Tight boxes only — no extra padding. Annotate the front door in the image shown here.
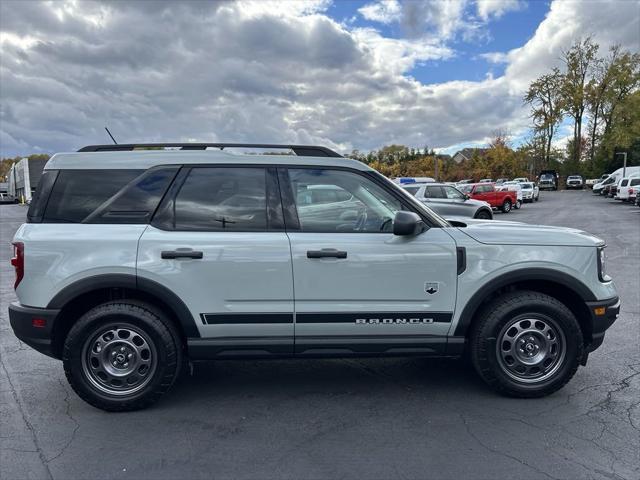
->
[137,166,294,356]
[282,168,458,356]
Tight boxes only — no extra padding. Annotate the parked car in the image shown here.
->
[615,176,640,201]
[566,175,584,189]
[457,183,517,213]
[0,192,16,204]
[495,178,508,185]
[519,182,539,202]
[9,142,620,411]
[496,182,523,209]
[628,185,639,204]
[479,178,493,183]
[538,170,558,191]
[401,183,493,220]
[512,177,529,183]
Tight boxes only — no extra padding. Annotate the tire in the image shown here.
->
[474,209,492,220]
[534,196,539,202]
[515,200,522,209]
[469,291,583,398]
[63,300,183,412]
[501,199,512,213]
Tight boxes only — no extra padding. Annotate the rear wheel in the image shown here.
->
[515,200,522,209]
[501,199,512,213]
[470,291,583,397]
[63,301,183,412]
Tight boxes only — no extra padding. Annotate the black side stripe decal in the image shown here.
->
[296,312,452,324]
[201,313,293,325]
[200,312,453,325]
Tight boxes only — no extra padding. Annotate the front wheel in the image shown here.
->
[474,209,492,220]
[470,291,583,397]
[501,199,512,213]
[515,200,522,209]
[63,301,183,412]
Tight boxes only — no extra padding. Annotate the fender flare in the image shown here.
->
[47,274,200,338]
[453,268,596,336]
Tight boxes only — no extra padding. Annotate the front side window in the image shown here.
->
[288,169,402,233]
[170,167,267,231]
[443,186,465,199]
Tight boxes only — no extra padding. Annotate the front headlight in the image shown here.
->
[597,247,610,282]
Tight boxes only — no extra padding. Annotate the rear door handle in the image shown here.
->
[307,249,347,259]
[161,249,204,259]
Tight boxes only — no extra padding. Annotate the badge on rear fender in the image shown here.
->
[425,282,439,295]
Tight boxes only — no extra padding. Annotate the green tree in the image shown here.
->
[561,37,599,164]
[524,69,564,167]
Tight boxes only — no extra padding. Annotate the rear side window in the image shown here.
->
[630,179,640,186]
[424,186,445,198]
[27,170,59,222]
[43,170,143,223]
[166,167,268,231]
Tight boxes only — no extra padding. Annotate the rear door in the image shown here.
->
[137,166,294,356]
[282,167,458,356]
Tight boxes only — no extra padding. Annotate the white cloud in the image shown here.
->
[478,51,510,63]
[476,0,525,21]
[358,0,401,24]
[0,0,638,157]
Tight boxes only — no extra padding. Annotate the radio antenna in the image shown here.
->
[104,127,118,144]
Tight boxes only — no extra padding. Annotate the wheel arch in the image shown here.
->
[454,268,596,344]
[48,274,199,358]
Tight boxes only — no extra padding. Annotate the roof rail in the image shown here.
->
[77,143,343,157]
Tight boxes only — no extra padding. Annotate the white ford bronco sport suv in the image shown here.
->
[9,143,620,411]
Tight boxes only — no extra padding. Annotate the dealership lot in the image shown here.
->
[1,191,639,480]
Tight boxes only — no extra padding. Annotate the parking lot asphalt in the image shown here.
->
[1,191,639,480]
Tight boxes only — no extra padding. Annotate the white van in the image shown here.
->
[616,174,640,201]
[593,166,640,195]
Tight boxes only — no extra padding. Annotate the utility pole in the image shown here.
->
[616,151,627,178]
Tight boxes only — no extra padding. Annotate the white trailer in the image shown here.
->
[7,157,48,204]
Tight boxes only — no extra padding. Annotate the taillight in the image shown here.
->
[10,242,24,289]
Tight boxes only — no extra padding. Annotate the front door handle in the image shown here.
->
[307,249,347,259]
[161,249,204,259]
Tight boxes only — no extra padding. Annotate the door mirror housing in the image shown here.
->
[393,211,425,236]
[464,194,470,200]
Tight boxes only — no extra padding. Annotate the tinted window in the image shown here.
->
[44,170,143,223]
[27,169,59,222]
[403,186,420,196]
[620,179,629,186]
[475,185,492,193]
[84,167,178,224]
[630,179,640,186]
[289,169,402,233]
[424,186,445,198]
[171,167,267,231]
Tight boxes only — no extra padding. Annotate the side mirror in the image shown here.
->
[393,211,425,236]
[464,194,470,200]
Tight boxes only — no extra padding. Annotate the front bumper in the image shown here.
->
[584,296,620,353]
[9,302,60,358]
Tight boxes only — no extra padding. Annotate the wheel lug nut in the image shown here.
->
[124,362,129,367]
[120,347,125,352]
[127,353,133,359]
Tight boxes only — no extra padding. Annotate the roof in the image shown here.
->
[44,149,371,171]
[452,148,489,163]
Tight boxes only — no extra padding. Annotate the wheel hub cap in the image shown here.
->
[496,317,566,383]
[81,326,157,396]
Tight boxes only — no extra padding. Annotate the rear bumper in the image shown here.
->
[8,302,60,358]
[584,296,620,353]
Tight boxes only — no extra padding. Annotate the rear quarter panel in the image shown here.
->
[13,224,146,308]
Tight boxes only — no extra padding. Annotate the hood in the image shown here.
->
[455,221,604,247]
[464,198,491,207]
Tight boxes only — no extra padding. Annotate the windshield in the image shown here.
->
[540,174,554,180]
[568,176,581,180]
[520,183,532,189]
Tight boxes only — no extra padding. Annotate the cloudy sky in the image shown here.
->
[0,0,638,157]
